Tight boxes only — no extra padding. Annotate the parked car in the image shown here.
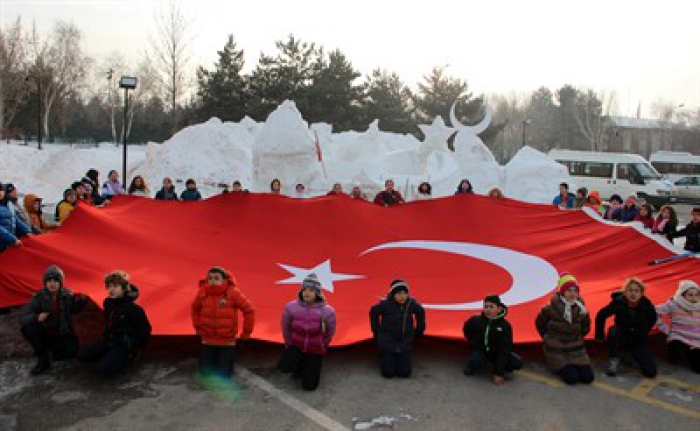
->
[672,175,700,202]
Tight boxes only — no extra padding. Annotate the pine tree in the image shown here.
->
[361,69,415,134]
[196,35,247,122]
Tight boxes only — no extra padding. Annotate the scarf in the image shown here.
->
[673,292,700,312]
[560,296,588,323]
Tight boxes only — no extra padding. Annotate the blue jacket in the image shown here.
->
[553,194,575,209]
[0,201,31,251]
[180,189,202,201]
[612,205,639,223]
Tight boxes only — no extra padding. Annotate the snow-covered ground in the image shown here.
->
[0,100,570,205]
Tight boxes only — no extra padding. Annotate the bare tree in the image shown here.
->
[121,54,160,141]
[650,97,677,122]
[0,17,29,137]
[574,89,616,151]
[30,21,91,139]
[149,0,193,133]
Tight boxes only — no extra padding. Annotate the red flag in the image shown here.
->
[0,194,697,345]
[313,131,323,162]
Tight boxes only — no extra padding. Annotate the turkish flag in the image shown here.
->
[1,194,697,345]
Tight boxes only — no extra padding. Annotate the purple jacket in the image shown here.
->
[281,299,336,355]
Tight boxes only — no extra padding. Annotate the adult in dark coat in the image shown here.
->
[463,294,522,385]
[21,265,89,375]
[595,278,658,378]
[373,179,405,207]
[669,208,700,253]
[369,280,425,378]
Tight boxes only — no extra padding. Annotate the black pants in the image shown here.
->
[21,322,79,360]
[668,340,700,373]
[558,364,595,385]
[465,349,523,375]
[78,340,130,377]
[199,345,237,379]
[607,326,657,378]
[278,346,324,391]
[379,350,413,378]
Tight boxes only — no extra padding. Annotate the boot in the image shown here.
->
[605,358,619,377]
[30,355,51,376]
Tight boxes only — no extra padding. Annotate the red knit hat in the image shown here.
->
[558,272,579,295]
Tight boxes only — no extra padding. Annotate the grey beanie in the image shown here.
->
[43,265,65,287]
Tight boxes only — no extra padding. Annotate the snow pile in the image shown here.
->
[504,146,570,203]
[2,100,572,205]
[137,118,253,196]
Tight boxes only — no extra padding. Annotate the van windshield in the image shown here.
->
[632,163,662,180]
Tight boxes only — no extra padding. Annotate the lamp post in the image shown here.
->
[522,119,532,148]
[119,76,138,188]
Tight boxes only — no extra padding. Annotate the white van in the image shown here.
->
[548,150,673,208]
[649,151,700,182]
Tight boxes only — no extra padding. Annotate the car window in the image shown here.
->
[676,177,693,185]
[557,161,613,178]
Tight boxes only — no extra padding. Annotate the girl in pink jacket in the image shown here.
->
[656,280,700,373]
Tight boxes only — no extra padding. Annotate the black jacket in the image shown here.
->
[103,286,152,350]
[370,294,425,353]
[671,221,700,253]
[595,292,657,343]
[21,287,88,336]
[155,187,179,201]
[463,309,514,377]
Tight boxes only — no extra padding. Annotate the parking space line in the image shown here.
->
[237,367,350,431]
[516,369,700,421]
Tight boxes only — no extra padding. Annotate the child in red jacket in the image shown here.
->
[191,267,255,379]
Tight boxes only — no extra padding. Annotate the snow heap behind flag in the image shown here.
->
[0,193,697,345]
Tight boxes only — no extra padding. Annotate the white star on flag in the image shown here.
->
[277,259,365,293]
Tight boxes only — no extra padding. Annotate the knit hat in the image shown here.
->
[300,273,323,301]
[43,265,65,287]
[625,195,638,206]
[483,294,505,308]
[558,272,579,295]
[388,279,409,297]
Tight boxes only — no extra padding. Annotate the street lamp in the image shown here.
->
[522,119,532,147]
[119,76,138,188]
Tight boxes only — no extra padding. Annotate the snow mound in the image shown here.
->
[504,146,571,203]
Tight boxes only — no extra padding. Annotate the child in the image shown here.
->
[415,182,432,200]
[128,175,151,197]
[584,191,605,216]
[20,265,88,375]
[23,194,53,233]
[595,278,658,378]
[0,182,31,252]
[634,204,654,230]
[652,205,678,241]
[604,194,623,220]
[455,179,475,195]
[369,279,425,378]
[191,267,254,379]
[488,187,504,199]
[373,180,405,206]
[552,182,574,209]
[655,280,700,373]
[72,181,94,206]
[278,273,336,391]
[180,179,202,201]
[270,179,282,195]
[463,294,523,386]
[101,170,125,199]
[574,187,588,208]
[535,273,594,384]
[78,271,151,377]
[612,196,640,222]
[56,189,78,224]
[155,177,179,200]
[669,208,700,253]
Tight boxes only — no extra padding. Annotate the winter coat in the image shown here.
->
[535,294,591,371]
[102,286,151,351]
[57,201,75,224]
[101,180,125,198]
[553,193,575,209]
[191,278,255,345]
[463,308,515,377]
[23,194,50,232]
[670,222,700,253]
[21,287,88,336]
[612,205,640,223]
[155,187,179,201]
[653,216,678,241]
[0,201,31,251]
[281,297,337,355]
[634,215,654,229]
[656,299,700,349]
[595,292,657,344]
[373,190,405,207]
[370,294,425,353]
[180,189,202,201]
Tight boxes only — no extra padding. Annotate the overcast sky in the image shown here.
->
[2,0,699,117]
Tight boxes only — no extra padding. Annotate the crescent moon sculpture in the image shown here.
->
[450,101,492,135]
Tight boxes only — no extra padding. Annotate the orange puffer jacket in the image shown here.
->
[191,277,255,345]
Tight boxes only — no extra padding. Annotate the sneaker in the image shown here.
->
[30,357,51,376]
[605,358,619,377]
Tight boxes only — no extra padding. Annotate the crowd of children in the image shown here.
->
[16,264,700,392]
